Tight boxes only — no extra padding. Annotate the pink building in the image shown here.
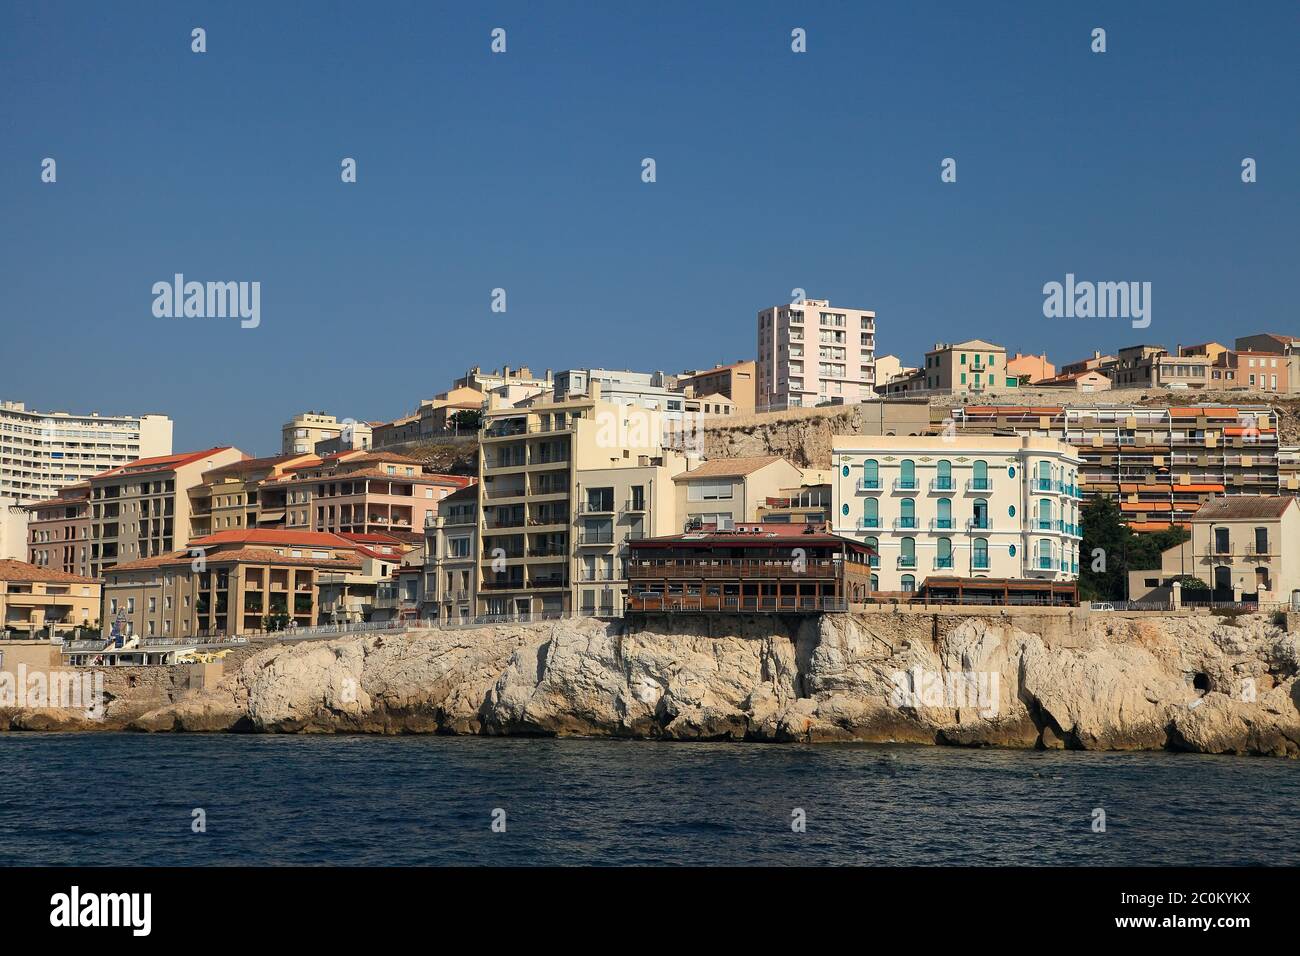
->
[282,452,473,540]
[756,298,877,411]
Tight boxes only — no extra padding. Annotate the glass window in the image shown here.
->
[936,497,952,529]
[972,460,989,490]
[899,460,916,489]
[973,537,989,569]
[899,498,916,528]
[935,459,952,489]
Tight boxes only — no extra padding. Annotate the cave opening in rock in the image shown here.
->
[1192,672,1210,693]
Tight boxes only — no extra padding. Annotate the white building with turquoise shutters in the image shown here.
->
[830,434,1084,593]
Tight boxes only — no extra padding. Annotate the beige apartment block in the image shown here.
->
[88,447,246,577]
[189,453,317,539]
[281,452,471,539]
[920,340,1018,395]
[0,559,101,639]
[1060,351,1118,377]
[102,529,380,639]
[574,453,687,616]
[0,498,29,561]
[22,482,93,577]
[757,299,877,411]
[677,361,757,413]
[421,484,479,623]
[0,400,172,504]
[830,435,1084,594]
[674,456,804,530]
[1235,334,1300,393]
[1130,496,1300,604]
[314,533,417,625]
[282,411,372,455]
[1111,344,1213,389]
[477,383,672,618]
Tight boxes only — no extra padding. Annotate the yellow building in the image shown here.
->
[101,529,371,640]
[0,559,101,640]
[920,340,1017,395]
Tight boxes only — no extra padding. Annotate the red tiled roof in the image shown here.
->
[0,559,98,585]
[105,447,240,477]
[108,549,362,573]
[187,529,356,549]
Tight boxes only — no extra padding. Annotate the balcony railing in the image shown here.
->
[971,557,990,570]
[858,516,880,530]
[930,517,954,531]
[967,518,990,531]
[897,555,916,569]
[623,499,647,513]
[929,477,955,492]
[894,478,918,491]
[966,478,992,492]
[578,531,615,545]
[577,501,616,514]
[893,517,917,530]
[857,477,881,492]
[934,556,954,569]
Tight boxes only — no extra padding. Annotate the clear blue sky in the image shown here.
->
[2,1,1296,456]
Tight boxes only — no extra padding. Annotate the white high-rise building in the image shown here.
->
[756,298,877,411]
[0,400,173,504]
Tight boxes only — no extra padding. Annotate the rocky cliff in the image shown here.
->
[62,611,1297,756]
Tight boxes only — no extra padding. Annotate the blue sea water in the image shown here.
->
[1,734,1295,866]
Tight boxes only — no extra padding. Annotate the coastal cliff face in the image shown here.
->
[93,611,1300,756]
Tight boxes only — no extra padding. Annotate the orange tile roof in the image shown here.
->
[108,549,362,573]
[673,456,788,480]
[187,529,356,549]
[107,447,240,477]
[0,559,98,585]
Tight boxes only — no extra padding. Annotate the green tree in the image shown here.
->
[449,408,482,432]
[1078,496,1190,600]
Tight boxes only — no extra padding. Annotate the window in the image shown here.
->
[1038,499,1053,530]
[972,498,989,530]
[899,498,916,529]
[898,460,916,490]
[936,498,952,530]
[862,459,880,489]
[1254,527,1269,555]
[936,537,953,569]
[899,537,916,569]
[971,460,989,490]
[1038,538,1055,570]
[935,460,952,490]
[972,537,989,570]
[901,574,915,592]
[862,498,879,528]
[865,536,879,568]
[687,479,733,501]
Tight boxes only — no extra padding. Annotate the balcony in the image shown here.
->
[971,557,990,570]
[930,517,954,531]
[856,477,881,492]
[623,499,647,513]
[967,518,991,531]
[578,531,615,545]
[966,478,992,492]
[897,555,917,569]
[933,556,954,570]
[893,478,918,491]
[858,516,880,530]
[893,517,917,530]
[929,477,955,492]
[577,501,616,515]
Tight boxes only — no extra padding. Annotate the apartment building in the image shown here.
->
[1235,351,1292,393]
[756,298,877,411]
[0,559,101,639]
[553,369,696,427]
[282,412,371,455]
[22,483,92,577]
[0,499,29,561]
[1007,352,1055,383]
[0,400,172,504]
[88,447,246,577]
[101,529,369,639]
[920,340,1017,394]
[477,384,673,618]
[421,484,478,623]
[755,481,833,524]
[674,456,803,531]
[1130,496,1300,604]
[574,453,686,616]
[1059,351,1117,377]
[677,361,757,413]
[1280,446,1300,494]
[831,435,1084,593]
[1110,344,1213,389]
[282,452,471,539]
[945,404,1281,528]
[315,532,418,625]
[453,365,555,399]
[189,453,316,538]
[1235,333,1300,393]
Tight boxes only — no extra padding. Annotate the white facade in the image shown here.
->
[756,298,877,411]
[0,401,173,504]
[830,435,1083,593]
